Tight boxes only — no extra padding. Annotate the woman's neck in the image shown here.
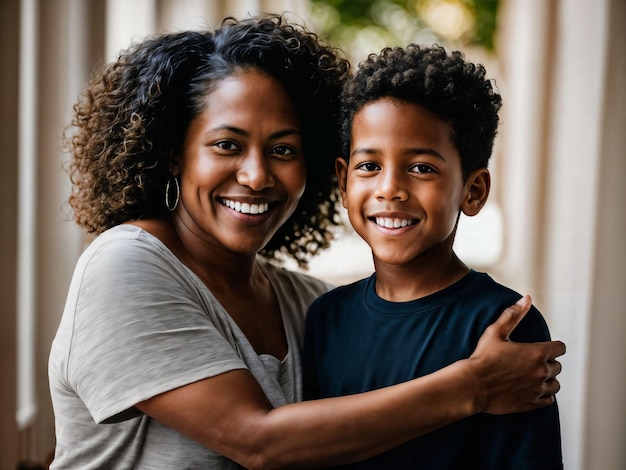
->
[128,218,259,290]
[128,218,287,358]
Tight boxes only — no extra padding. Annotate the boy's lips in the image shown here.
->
[371,216,417,229]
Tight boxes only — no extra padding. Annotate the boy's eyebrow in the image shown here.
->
[351,147,447,160]
[350,147,376,157]
[411,148,447,160]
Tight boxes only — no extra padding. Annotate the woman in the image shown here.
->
[49,14,564,469]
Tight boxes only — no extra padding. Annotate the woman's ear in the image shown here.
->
[335,157,349,209]
[461,168,490,216]
[169,151,181,177]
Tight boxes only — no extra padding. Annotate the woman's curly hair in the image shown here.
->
[66,14,350,265]
[340,44,502,180]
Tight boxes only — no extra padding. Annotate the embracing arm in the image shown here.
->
[136,295,564,470]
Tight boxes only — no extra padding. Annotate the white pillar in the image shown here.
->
[498,1,625,469]
[495,0,553,298]
[0,0,21,465]
[583,2,626,467]
[16,0,39,435]
[105,0,157,62]
[29,0,95,460]
[540,1,609,468]
[158,0,223,31]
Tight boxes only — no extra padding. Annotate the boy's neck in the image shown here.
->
[373,253,469,302]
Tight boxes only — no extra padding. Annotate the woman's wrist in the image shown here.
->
[450,358,487,416]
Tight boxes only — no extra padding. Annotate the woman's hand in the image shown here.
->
[467,295,565,415]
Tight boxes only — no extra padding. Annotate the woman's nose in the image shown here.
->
[236,151,275,191]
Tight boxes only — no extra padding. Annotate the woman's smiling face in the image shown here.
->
[171,69,305,256]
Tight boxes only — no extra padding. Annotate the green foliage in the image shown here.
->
[311,0,499,58]
[472,0,499,50]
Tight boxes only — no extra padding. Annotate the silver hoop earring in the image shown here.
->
[165,175,180,211]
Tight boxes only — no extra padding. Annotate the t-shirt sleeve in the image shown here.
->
[66,236,247,424]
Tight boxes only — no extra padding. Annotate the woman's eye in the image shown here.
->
[355,162,380,172]
[271,145,298,159]
[272,145,295,156]
[214,140,240,152]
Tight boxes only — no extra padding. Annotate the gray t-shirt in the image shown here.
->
[49,224,332,469]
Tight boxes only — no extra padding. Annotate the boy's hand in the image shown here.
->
[468,295,565,415]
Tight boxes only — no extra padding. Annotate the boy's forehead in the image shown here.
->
[348,98,461,167]
[353,98,453,140]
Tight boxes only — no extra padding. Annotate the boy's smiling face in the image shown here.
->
[336,97,488,268]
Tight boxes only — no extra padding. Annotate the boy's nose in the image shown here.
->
[237,151,275,191]
[375,170,409,201]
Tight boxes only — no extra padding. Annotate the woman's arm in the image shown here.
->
[136,295,564,470]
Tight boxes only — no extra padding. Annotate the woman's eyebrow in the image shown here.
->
[206,125,301,139]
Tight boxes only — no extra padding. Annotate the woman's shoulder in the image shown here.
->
[76,224,190,290]
[83,224,168,261]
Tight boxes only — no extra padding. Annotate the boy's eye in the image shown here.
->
[410,163,436,174]
[355,162,380,172]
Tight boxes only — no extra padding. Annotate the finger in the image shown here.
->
[528,379,561,411]
[546,359,562,380]
[531,340,566,361]
[532,394,556,409]
[489,294,532,341]
[541,378,561,398]
[546,340,566,359]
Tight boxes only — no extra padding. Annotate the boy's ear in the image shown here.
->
[335,157,349,209]
[461,168,490,216]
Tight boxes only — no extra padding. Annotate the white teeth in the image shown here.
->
[223,199,269,215]
[375,217,414,228]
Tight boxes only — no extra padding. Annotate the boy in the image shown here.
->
[303,45,562,469]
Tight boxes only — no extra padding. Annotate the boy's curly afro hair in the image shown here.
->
[66,14,350,266]
[340,44,502,180]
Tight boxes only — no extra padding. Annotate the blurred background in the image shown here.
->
[0,0,624,468]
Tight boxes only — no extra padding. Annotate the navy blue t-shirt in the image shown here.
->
[303,270,562,469]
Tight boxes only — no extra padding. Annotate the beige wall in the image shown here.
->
[0,0,624,468]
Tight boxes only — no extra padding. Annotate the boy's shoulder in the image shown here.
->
[461,270,522,303]
[462,271,552,342]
